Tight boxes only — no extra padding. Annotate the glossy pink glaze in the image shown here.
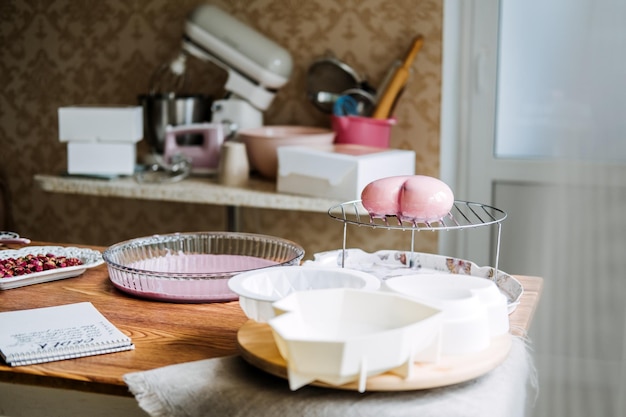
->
[360,175,411,219]
[361,175,454,223]
[399,175,454,223]
[129,254,278,274]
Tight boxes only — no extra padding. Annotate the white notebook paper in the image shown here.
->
[0,302,134,367]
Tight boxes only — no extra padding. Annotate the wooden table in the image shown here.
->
[0,242,543,398]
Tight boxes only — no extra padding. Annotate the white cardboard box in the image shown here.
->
[67,142,136,176]
[58,106,143,142]
[277,144,416,201]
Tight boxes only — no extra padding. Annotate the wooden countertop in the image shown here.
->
[0,242,543,397]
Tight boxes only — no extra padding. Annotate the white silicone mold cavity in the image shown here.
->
[268,288,442,392]
[383,274,509,355]
[228,265,381,322]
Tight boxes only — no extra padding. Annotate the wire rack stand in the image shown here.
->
[327,200,508,279]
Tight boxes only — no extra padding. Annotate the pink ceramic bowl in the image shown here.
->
[238,125,335,179]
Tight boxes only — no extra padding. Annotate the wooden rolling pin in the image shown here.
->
[372,35,424,119]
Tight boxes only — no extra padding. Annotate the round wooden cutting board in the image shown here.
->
[237,320,513,391]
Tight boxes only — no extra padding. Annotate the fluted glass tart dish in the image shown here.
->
[103,232,305,303]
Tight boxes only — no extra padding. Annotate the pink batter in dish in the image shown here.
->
[360,175,454,224]
[129,254,278,274]
[113,254,280,302]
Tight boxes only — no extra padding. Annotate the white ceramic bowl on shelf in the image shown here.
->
[228,265,381,322]
[102,232,304,303]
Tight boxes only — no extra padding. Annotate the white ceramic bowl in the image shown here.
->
[228,265,381,322]
[383,274,509,355]
[268,288,442,392]
[238,125,335,179]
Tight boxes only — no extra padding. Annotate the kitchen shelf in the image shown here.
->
[34,174,341,213]
[34,174,342,232]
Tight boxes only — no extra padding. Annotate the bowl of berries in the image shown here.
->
[0,246,104,290]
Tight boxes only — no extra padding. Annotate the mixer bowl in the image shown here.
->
[139,94,213,154]
[238,125,335,179]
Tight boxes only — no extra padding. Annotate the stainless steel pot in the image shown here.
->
[139,94,213,154]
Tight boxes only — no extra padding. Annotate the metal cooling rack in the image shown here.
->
[327,200,508,277]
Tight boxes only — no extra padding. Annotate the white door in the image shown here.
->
[441,1,626,416]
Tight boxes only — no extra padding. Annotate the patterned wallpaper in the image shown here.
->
[0,0,443,258]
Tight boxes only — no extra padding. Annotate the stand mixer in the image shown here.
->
[142,5,293,180]
[180,4,293,134]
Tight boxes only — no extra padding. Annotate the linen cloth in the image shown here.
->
[124,336,535,417]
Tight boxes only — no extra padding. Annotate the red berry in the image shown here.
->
[0,254,83,278]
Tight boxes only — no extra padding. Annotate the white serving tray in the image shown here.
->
[306,249,523,312]
[0,246,104,290]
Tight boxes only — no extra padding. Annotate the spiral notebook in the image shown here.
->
[0,302,134,367]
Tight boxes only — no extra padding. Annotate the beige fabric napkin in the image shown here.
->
[124,336,535,417]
